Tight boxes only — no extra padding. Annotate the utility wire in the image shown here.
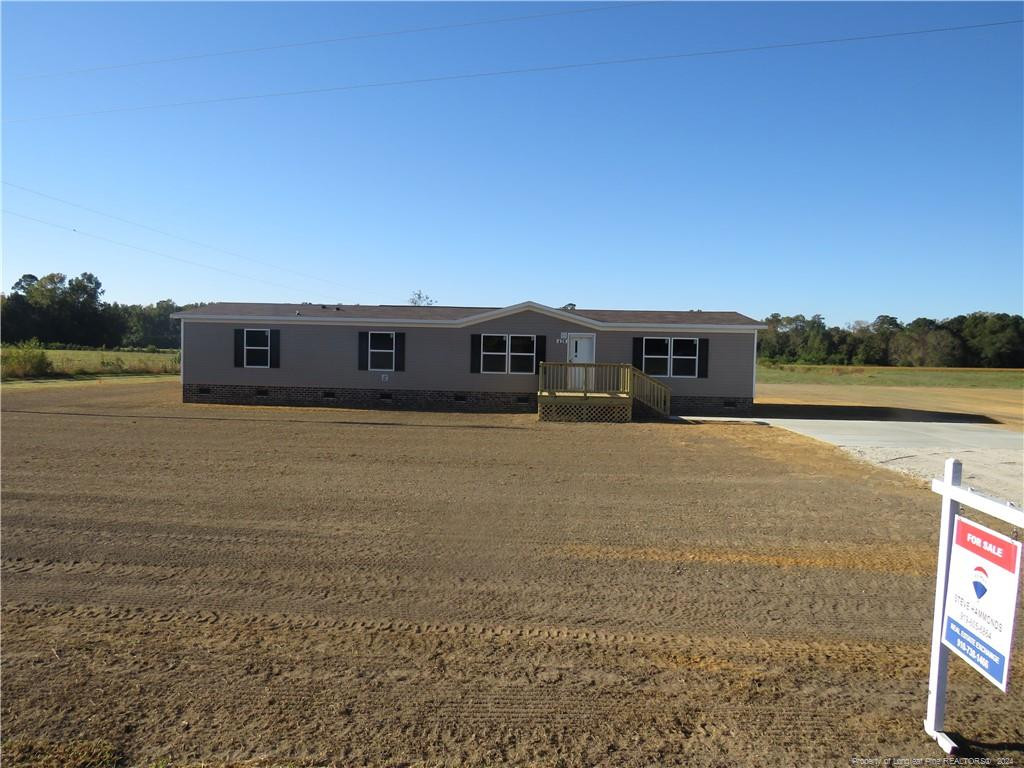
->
[5,18,1020,124]
[2,209,312,298]
[11,2,648,80]
[2,181,348,291]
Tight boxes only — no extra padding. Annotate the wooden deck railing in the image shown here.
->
[538,362,671,417]
[631,368,672,416]
[538,362,630,395]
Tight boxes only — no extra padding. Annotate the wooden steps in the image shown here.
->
[537,363,671,422]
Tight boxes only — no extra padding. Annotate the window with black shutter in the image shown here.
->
[243,329,270,368]
[369,332,395,371]
[508,335,535,374]
[671,338,697,378]
[638,336,705,378]
[642,337,669,376]
[481,334,507,372]
[476,334,538,374]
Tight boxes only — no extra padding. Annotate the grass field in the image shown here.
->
[758,363,1023,388]
[756,365,1024,430]
[2,348,180,379]
[2,378,1021,766]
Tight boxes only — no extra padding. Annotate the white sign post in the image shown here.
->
[924,458,1024,754]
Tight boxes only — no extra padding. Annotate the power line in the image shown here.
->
[11,2,648,80]
[2,209,313,298]
[5,18,1020,124]
[2,181,348,291]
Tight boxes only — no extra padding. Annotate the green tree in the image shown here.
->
[798,314,831,364]
[950,312,1024,367]
[120,299,182,348]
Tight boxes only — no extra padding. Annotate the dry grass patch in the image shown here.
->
[2,738,125,768]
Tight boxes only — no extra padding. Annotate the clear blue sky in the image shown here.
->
[2,1,1021,326]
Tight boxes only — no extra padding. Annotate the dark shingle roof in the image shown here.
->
[173,302,761,327]
[574,308,759,325]
[176,303,494,320]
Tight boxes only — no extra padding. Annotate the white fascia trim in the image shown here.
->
[172,302,767,332]
[170,301,574,327]
[170,315,764,333]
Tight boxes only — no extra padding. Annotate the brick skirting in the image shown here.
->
[184,384,750,417]
[670,395,753,416]
[183,383,537,413]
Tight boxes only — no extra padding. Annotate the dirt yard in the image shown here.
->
[2,379,1022,767]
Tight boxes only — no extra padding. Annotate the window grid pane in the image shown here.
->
[482,353,507,373]
[370,351,394,370]
[672,357,697,377]
[245,330,269,348]
[369,333,394,351]
[509,354,535,373]
[482,335,507,353]
[644,357,668,376]
[246,349,269,367]
[644,337,669,356]
[672,338,697,357]
[509,335,535,354]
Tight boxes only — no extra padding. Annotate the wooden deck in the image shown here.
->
[538,391,631,399]
[537,363,671,422]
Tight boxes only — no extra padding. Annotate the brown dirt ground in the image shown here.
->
[757,383,1024,430]
[2,379,1022,767]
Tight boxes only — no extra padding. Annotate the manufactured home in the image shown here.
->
[171,302,764,421]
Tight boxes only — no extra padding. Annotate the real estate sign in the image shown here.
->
[940,515,1022,692]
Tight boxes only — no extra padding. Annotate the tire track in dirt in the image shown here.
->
[558,542,937,575]
[2,554,937,643]
[6,603,1018,765]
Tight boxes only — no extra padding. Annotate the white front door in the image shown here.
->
[567,334,595,364]
[566,334,595,390]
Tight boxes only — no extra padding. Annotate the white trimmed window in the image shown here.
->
[671,338,698,377]
[244,329,270,368]
[369,332,395,371]
[481,334,536,374]
[481,334,508,373]
[508,335,536,374]
[642,337,669,377]
[643,336,700,377]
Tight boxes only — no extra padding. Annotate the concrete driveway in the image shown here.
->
[692,417,1023,506]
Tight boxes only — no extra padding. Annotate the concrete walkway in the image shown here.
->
[692,417,1023,506]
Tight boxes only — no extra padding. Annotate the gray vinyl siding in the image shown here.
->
[182,310,756,398]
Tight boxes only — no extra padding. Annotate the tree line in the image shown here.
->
[1,273,191,350]
[1,272,1021,367]
[759,313,1024,368]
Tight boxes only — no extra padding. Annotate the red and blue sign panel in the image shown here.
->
[941,516,1021,692]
